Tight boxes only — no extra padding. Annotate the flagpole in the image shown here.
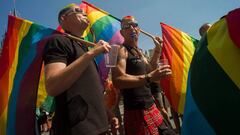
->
[140,29,163,45]
[64,33,98,47]
[13,0,17,16]
[140,29,155,39]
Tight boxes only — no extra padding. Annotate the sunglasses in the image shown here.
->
[64,8,86,16]
[122,22,139,29]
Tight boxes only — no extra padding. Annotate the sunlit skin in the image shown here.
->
[60,6,90,37]
[120,17,140,47]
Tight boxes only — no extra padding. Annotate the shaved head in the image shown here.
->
[199,23,212,37]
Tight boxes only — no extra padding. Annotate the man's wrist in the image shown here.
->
[154,47,162,54]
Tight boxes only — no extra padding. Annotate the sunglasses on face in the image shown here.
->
[64,8,86,16]
[122,22,139,29]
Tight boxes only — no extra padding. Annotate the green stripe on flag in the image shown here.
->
[190,26,240,135]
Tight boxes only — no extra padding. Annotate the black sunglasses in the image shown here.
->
[122,22,139,29]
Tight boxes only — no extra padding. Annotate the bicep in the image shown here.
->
[44,62,66,80]
[112,47,127,80]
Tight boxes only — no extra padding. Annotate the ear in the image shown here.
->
[59,17,67,31]
[60,16,65,22]
[120,29,124,37]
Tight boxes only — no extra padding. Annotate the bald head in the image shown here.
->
[58,3,78,23]
[199,23,212,37]
[121,16,138,29]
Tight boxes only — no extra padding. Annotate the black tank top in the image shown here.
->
[121,45,154,110]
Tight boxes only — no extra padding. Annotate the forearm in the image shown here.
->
[45,51,95,96]
[112,73,147,89]
[150,36,163,69]
[150,47,161,69]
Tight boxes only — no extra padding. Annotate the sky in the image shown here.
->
[0,0,239,51]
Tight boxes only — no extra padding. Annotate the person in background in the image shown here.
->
[43,3,118,135]
[104,79,124,135]
[199,23,212,37]
[112,15,176,135]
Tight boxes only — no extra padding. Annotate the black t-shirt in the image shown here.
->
[43,34,108,135]
[44,34,87,65]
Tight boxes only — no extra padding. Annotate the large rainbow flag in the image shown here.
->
[182,8,240,135]
[0,15,55,135]
[57,1,124,82]
[160,23,199,114]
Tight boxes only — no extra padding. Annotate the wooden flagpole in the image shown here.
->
[64,34,98,47]
[140,29,163,46]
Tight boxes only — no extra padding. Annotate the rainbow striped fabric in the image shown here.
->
[182,8,240,135]
[81,1,123,82]
[160,23,199,114]
[80,1,123,44]
[0,15,55,135]
[36,66,54,114]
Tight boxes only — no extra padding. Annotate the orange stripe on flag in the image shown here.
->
[160,22,198,114]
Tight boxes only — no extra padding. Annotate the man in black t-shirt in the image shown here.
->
[43,3,118,135]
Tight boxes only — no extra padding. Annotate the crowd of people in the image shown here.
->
[37,3,212,135]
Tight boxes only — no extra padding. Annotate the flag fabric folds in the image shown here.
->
[80,1,124,82]
[0,15,55,135]
[80,1,123,45]
[182,8,240,135]
[36,66,54,114]
[160,23,198,114]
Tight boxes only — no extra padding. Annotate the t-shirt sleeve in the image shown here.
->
[43,36,69,65]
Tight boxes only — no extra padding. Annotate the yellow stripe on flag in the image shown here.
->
[208,19,240,89]
[0,19,32,135]
[88,11,106,25]
[178,32,195,113]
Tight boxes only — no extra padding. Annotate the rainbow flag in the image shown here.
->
[0,15,55,135]
[80,1,123,82]
[57,1,124,82]
[36,66,54,114]
[80,1,123,44]
[160,23,199,114]
[81,1,124,82]
[182,8,240,135]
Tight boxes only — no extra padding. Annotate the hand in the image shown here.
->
[92,40,111,55]
[153,36,163,49]
[148,64,172,82]
[111,117,119,129]
[161,108,169,116]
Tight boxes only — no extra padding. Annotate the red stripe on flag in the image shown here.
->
[160,23,184,112]
[0,15,22,116]
[226,8,240,48]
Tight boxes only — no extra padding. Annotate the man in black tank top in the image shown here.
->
[112,16,176,135]
[43,4,118,135]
